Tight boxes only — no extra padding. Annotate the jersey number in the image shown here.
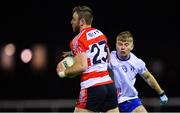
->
[90,40,108,64]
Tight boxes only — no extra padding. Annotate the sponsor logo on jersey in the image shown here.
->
[86,29,103,40]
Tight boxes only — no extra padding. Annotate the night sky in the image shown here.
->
[0,0,178,100]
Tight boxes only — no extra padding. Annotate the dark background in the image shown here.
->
[0,0,179,111]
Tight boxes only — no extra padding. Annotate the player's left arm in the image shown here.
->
[141,69,168,105]
[107,47,110,63]
[141,70,163,94]
[62,51,73,57]
[64,52,88,78]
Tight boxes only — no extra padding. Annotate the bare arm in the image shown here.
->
[107,47,110,63]
[141,69,164,94]
[141,69,168,105]
[64,52,88,78]
[62,51,73,57]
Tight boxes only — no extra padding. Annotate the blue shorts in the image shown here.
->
[76,83,118,112]
[118,98,142,112]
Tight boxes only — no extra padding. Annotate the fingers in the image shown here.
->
[56,63,65,73]
[62,51,70,57]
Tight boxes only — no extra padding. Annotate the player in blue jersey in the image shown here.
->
[109,31,168,113]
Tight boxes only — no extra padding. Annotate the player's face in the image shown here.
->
[116,41,133,58]
[71,12,80,33]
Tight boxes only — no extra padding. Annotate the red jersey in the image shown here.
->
[70,27,113,89]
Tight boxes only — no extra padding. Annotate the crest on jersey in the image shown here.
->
[121,65,127,72]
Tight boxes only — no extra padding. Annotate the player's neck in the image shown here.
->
[80,25,91,31]
[116,52,130,61]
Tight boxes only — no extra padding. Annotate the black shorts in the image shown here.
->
[75,83,118,112]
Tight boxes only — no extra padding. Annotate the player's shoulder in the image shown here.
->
[110,51,116,55]
[85,27,103,35]
[110,51,118,61]
[84,27,105,41]
[109,51,119,66]
[130,52,140,59]
[83,27,97,34]
[130,52,145,64]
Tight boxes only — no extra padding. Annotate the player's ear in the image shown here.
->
[130,44,134,51]
[80,18,85,26]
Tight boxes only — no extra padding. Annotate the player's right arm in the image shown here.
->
[64,52,88,78]
[62,51,73,57]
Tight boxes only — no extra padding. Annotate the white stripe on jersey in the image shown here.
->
[80,75,111,89]
[86,29,103,40]
[83,63,108,73]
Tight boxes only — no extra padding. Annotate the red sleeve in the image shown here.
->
[71,35,87,56]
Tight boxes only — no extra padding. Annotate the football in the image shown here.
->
[60,56,74,69]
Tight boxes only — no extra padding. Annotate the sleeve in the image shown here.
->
[108,62,112,69]
[73,37,87,56]
[138,59,147,75]
[104,35,109,48]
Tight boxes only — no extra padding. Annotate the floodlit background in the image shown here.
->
[0,0,179,112]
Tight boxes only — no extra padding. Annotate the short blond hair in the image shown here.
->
[116,31,134,42]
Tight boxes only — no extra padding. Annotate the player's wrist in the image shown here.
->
[68,51,74,57]
[158,90,165,97]
[58,71,66,78]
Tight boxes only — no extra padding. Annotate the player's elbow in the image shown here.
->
[77,59,88,72]
[78,63,88,72]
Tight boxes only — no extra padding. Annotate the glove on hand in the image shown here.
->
[159,91,168,105]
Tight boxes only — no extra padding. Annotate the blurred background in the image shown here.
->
[0,0,179,112]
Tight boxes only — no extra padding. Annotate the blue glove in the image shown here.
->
[159,91,168,105]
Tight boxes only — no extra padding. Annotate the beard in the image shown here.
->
[72,23,80,34]
[74,26,80,34]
